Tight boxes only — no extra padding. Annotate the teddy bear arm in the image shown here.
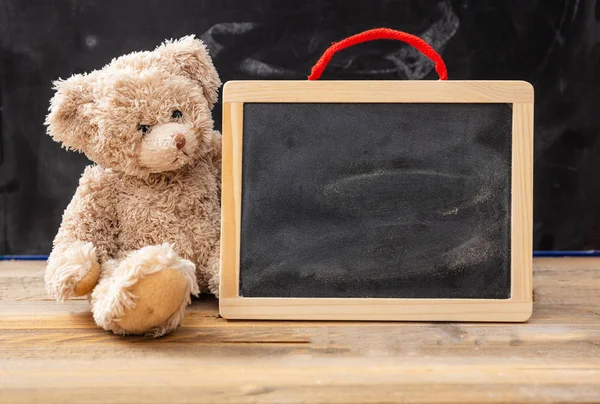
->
[208,130,222,180]
[46,167,119,302]
[206,243,220,297]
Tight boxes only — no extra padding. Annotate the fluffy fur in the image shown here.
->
[44,35,221,337]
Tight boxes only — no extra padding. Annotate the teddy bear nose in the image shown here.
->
[172,133,186,150]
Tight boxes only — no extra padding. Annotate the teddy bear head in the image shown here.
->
[45,35,221,177]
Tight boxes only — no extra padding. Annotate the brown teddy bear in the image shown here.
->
[44,35,222,337]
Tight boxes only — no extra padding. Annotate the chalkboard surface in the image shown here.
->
[239,102,512,299]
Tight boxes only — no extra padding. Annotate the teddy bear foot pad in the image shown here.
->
[91,244,199,337]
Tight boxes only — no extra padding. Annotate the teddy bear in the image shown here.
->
[44,35,222,337]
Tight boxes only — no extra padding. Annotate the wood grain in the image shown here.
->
[219,298,532,321]
[220,102,243,299]
[223,80,535,103]
[0,258,598,403]
[511,102,534,304]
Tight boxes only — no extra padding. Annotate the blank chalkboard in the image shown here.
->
[220,81,533,322]
[240,102,512,299]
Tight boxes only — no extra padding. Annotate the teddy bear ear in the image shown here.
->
[156,35,222,109]
[45,74,96,152]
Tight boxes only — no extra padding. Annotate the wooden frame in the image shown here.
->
[220,81,534,322]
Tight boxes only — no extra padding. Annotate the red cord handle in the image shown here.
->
[308,28,448,81]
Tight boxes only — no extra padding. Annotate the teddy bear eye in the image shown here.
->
[171,110,183,119]
[137,124,150,135]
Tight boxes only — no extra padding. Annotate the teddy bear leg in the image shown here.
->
[91,244,199,337]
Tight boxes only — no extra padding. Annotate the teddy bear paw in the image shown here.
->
[116,268,193,336]
[91,244,198,337]
[45,242,101,302]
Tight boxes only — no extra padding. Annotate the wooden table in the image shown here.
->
[0,258,599,403]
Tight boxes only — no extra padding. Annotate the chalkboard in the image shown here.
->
[220,81,533,322]
[240,102,512,299]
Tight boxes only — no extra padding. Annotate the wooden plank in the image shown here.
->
[511,102,534,304]
[0,302,598,330]
[2,384,599,404]
[0,260,46,274]
[223,80,535,103]
[1,304,598,332]
[0,270,47,301]
[534,257,600,269]
[220,298,532,321]
[0,322,598,358]
[220,102,243,299]
[1,358,599,404]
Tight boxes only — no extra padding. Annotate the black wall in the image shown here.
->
[1,0,599,254]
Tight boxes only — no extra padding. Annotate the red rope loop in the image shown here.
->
[308,28,448,81]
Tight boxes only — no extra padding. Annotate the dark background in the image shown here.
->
[1,0,598,255]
